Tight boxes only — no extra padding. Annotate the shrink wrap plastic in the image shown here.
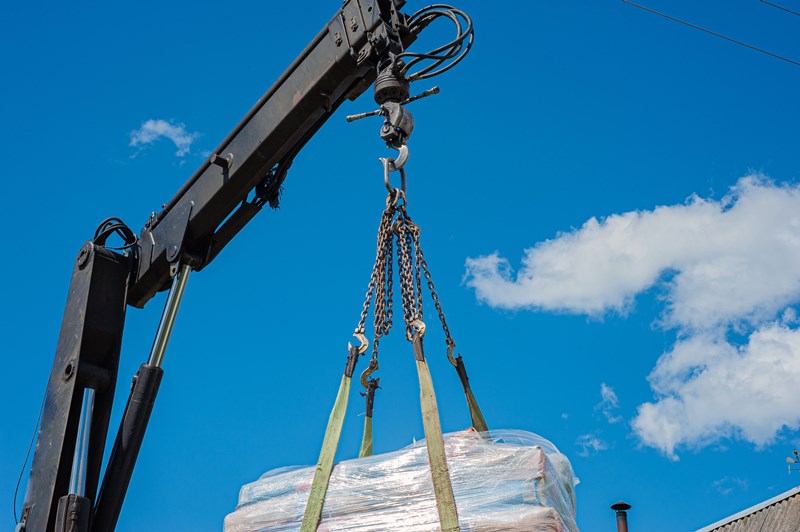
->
[225,430,578,531]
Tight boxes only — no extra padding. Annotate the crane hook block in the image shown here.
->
[380,101,414,147]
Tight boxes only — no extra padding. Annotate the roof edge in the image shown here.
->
[694,485,800,532]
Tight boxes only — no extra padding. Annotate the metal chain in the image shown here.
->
[411,213,456,349]
[356,204,395,337]
[356,161,456,353]
[394,207,420,340]
[371,206,395,358]
[407,216,425,323]
[385,233,394,333]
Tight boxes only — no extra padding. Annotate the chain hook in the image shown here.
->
[348,331,369,355]
[446,342,459,367]
[360,358,379,389]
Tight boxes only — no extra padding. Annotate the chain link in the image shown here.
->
[356,206,394,335]
[413,223,456,349]
[354,163,456,357]
[408,218,425,325]
[371,209,395,358]
[394,208,418,340]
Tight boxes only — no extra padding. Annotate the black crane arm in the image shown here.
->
[18,2,473,531]
[129,0,416,308]
[19,1,415,530]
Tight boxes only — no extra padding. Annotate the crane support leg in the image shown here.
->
[20,243,130,532]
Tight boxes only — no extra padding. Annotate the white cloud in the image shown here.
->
[465,177,800,331]
[465,176,800,458]
[634,323,800,459]
[597,383,622,424]
[575,434,608,457]
[712,476,748,496]
[130,119,200,157]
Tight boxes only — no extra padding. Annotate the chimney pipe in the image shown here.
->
[611,501,631,532]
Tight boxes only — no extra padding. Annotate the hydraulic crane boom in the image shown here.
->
[130,0,415,308]
[17,2,472,531]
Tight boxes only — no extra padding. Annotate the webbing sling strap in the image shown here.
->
[450,350,488,433]
[413,332,460,532]
[300,345,360,532]
[358,416,373,458]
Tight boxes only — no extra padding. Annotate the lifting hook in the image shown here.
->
[411,318,426,338]
[385,143,409,171]
[446,343,458,368]
[360,358,379,389]
[348,331,369,355]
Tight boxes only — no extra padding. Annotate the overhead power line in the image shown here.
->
[760,0,800,18]
[621,0,800,68]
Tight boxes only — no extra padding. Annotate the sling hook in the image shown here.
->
[446,343,458,367]
[360,358,379,389]
[348,331,369,355]
[411,319,426,338]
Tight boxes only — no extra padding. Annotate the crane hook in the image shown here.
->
[388,143,409,171]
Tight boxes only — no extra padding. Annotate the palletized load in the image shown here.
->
[224,429,579,531]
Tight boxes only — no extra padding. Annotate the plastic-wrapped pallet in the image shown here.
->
[225,429,579,531]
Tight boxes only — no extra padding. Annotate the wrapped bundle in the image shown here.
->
[225,430,578,531]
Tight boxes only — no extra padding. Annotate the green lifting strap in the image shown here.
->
[358,416,373,458]
[300,346,360,532]
[452,353,488,433]
[413,333,460,532]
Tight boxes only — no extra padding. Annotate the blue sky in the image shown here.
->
[3,1,800,530]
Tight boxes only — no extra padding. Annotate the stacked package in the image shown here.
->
[225,430,578,531]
